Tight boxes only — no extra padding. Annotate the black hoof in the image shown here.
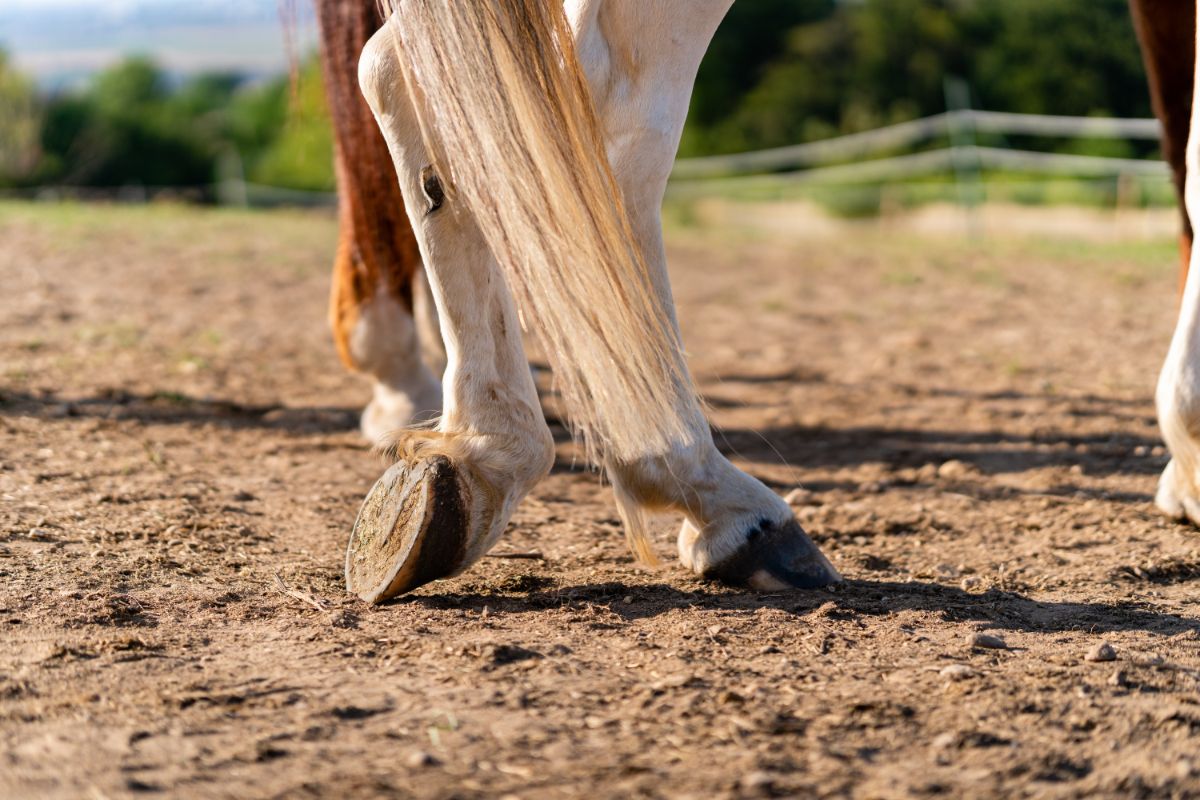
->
[345,455,474,603]
[703,518,841,590]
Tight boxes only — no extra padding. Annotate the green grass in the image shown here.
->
[0,200,339,277]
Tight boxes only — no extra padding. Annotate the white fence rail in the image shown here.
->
[670,110,1165,182]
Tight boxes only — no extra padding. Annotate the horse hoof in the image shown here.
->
[1156,458,1200,525]
[345,454,483,603]
[702,518,841,590]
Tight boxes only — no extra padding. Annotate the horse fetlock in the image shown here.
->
[361,377,443,444]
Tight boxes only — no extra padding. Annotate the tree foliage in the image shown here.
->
[0,0,1156,192]
[0,49,40,182]
[19,54,332,193]
[681,0,1148,156]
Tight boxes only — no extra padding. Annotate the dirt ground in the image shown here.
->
[2,201,1199,799]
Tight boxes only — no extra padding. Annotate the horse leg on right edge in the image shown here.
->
[316,0,443,443]
[1154,0,1200,522]
[1130,0,1195,292]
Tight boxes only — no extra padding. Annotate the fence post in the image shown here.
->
[943,76,983,238]
[217,147,249,208]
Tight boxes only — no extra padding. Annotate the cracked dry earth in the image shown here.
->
[2,201,1200,799]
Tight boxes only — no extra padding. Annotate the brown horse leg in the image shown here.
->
[1130,0,1195,293]
[315,0,442,440]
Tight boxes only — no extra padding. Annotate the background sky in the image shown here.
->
[0,0,318,89]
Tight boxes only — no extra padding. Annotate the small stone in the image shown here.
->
[931,732,957,749]
[783,488,812,505]
[937,460,972,479]
[969,632,1007,650]
[28,528,53,541]
[740,771,776,792]
[406,750,439,768]
[960,576,982,592]
[1085,642,1117,662]
[707,624,724,637]
[1107,669,1128,688]
[940,664,974,681]
[232,490,257,502]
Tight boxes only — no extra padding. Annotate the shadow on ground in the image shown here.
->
[398,579,1200,637]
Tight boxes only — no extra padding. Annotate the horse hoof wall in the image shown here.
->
[704,518,841,590]
[345,454,474,603]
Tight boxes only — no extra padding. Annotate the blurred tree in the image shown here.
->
[38,57,213,187]
[249,58,335,191]
[225,78,288,160]
[4,1,1162,190]
[681,0,1150,157]
[681,0,834,154]
[963,0,1147,118]
[0,49,41,185]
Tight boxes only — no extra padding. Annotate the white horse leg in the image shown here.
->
[1156,4,1200,523]
[346,27,555,601]
[351,2,836,597]
[348,276,444,443]
[570,0,839,588]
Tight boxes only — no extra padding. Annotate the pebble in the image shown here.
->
[940,664,975,681]
[740,771,776,792]
[1107,669,1128,688]
[783,488,813,505]
[937,459,972,479]
[406,750,439,768]
[960,576,982,592]
[27,528,53,541]
[969,632,1007,650]
[1085,642,1117,662]
[931,732,957,749]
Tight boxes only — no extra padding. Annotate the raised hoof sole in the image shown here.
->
[703,518,841,590]
[345,454,473,603]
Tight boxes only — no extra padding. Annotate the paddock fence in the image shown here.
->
[1,110,1176,229]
